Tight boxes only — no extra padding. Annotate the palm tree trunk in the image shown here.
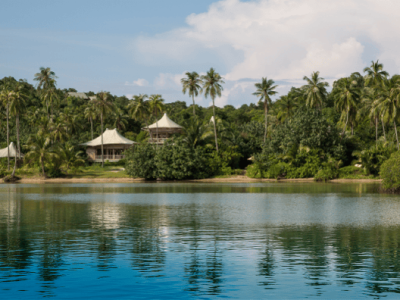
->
[375,116,378,145]
[156,110,159,146]
[11,148,17,177]
[41,156,46,177]
[342,110,349,135]
[16,113,20,162]
[394,120,399,150]
[192,94,196,116]
[351,124,354,135]
[264,101,268,143]
[212,99,219,152]
[101,112,104,168]
[6,102,10,171]
[90,117,93,140]
[382,117,386,141]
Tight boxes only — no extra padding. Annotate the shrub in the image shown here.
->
[380,152,400,192]
[125,143,157,179]
[246,164,264,178]
[338,166,361,177]
[314,168,336,182]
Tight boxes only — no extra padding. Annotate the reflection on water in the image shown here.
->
[1,182,400,298]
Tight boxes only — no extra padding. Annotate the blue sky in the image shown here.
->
[1,0,399,107]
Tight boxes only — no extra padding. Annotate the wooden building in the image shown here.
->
[81,128,136,162]
[143,113,183,144]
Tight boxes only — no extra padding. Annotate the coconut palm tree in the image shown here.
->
[301,71,329,110]
[253,77,278,143]
[93,91,115,167]
[34,67,58,90]
[25,135,57,178]
[181,72,203,115]
[363,60,389,87]
[41,80,59,121]
[84,103,97,140]
[148,94,165,144]
[113,108,129,131]
[374,76,400,149]
[359,88,381,143]
[9,82,27,161]
[332,77,361,135]
[128,94,150,129]
[0,87,16,170]
[201,68,224,152]
[57,143,85,175]
[182,117,213,148]
[275,94,298,122]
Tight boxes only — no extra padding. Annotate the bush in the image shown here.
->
[338,166,361,177]
[380,152,400,192]
[246,164,264,178]
[314,168,336,182]
[125,143,157,179]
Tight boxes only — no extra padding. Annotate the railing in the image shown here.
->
[94,155,125,160]
[148,138,168,144]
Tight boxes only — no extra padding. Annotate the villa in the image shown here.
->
[81,128,136,162]
[143,113,183,144]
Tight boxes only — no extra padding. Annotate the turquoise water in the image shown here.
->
[1,182,400,299]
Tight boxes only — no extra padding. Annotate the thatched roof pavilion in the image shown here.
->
[0,143,23,158]
[142,113,183,144]
[81,128,136,162]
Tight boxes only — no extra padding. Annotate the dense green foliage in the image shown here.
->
[1,60,400,183]
[380,152,400,191]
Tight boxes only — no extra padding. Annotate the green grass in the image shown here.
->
[69,165,129,178]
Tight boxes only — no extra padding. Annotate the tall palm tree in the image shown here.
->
[128,94,150,129]
[9,82,27,161]
[93,91,115,167]
[301,71,329,110]
[148,94,165,144]
[360,88,380,143]
[253,77,278,143]
[374,76,400,149]
[201,68,224,152]
[0,87,16,170]
[41,80,59,121]
[113,108,129,131]
[34,67,58,90]
[25,135,57,178]
[363,60,389,86]
[332,77,361,135]
[181,72,203,115]
[84,103,97,140]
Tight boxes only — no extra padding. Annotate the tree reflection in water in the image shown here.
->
[1,183,400,298]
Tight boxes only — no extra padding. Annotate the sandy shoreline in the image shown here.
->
[8,175,382,184]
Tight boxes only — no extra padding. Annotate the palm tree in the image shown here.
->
[301,71,329,110]
[275,94,298,122]
[0,87,16,171]
[181,72,203,115]
[363,60,389,86]
[25,135,56,178]
[374,76,400,149]
[9,82,27,161]
[360,88,380,143]
[332,77,361,135]
[41,80,59,121]
[84,103,97,140]
[113,108,129,131]
[253,77,278,143]
[182,117,213,148]
[128,94,150,129]
[58,143,85,175]
[34,67,58,90]
[148,94,165,143]
[93,91,114,167]
[201,68,224,152]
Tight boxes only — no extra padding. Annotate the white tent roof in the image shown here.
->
[145,113,183,130]
[81,128,136,147]
[0,142,22,158]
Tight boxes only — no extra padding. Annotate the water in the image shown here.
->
[0,182,399,299]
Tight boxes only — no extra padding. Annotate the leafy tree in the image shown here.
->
[301,71,329,110]
[57,143,85,174]
[128,94,150,129]
[182,117,213,148]
[25,135,57,177]
[202,68,224,152]
[181,71,203,115]
[364,60,389,86]
[33,67,58,90]
[148,94,165,143]
[125,143,157,179]
[253,77,278,143]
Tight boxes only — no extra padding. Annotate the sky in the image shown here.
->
[1,0,400,107]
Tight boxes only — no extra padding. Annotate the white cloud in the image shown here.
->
[153,72,184,90]
[133,0,400,106]
[125,78,149,87]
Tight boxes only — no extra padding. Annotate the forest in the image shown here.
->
[1,61,400,188]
